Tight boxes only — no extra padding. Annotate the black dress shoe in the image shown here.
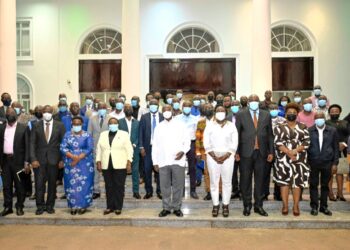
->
[243,207,251,216]
[60,194,67,200]
[231,192,241,200]
[16,208,24,216]
[46,207,55,214]
[173,210,183,217]
[158,209,171,217]
[133,193,141,199]
[143,193,153,199]
[254,207,268,217]
[156,192,162,200]
[263,195,269,201]
[190,191,199,199]
[35,208,45,215]
[319,207,332,216]
[196,180,201,187]
[78,209,87,215]
[203,192,212,201]
[103,209,113,215]
[0,208,13,217]
[115,210,122,215]
[71,209,77,215]
[310,208,318,216]
[26,192,32,198]
[92,193,100,199]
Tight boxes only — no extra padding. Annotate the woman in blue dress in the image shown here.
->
[60,116,94,215]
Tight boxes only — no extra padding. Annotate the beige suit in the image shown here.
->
[96,130,133,170]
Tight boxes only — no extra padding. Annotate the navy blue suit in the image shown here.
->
[139,112,164,194]
[308,125,339,209]
[119,117,140,193]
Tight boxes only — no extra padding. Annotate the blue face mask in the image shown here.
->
[314,89,321,96]
[86,99,93,106]
[14,107,21,115]
[193,100,200,107]
[318,99,327,107]
[176,93,183,99]
[167,98,173,105]
[231,105,240,114]
[270,109,279,118]
[59,106,67,113]
[149,104,158,113]
[98,109,107,117]
[116,102,124,110]
[109,124,118,132]
[131,100,138,107]
[294,97,301,103]
[173,102,180,110]
[315,118,325,127]
[72,125,82,133]
[183,107,192,115]
[249,101,259,111]
[281,101,288,107]
[303,103,313,112]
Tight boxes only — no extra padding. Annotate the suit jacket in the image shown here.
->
[30,120,66,166]
[0,122,29,169]
[139,112,164,152]
[235,108,274,158]
[96,130,133,170]
[308,125,339,165]
[118,117,139,154]
[0,106,7,122]
[88,114,111,149]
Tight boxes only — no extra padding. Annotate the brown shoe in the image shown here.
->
[212,205,220,217]
[222,205,229,218]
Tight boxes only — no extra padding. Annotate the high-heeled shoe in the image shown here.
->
[329,194,337,201]
[282,206,288,216]
[70,209,77,215]
[337,195,346,201]
[293,206,300,216]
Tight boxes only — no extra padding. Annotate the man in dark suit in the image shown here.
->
[0,92,12,121]
[119,104,141,199]
[30,105,66,215]
[0,107,30,216]
[235,94,274,217]
[80,95,94,117]
[308,112,339,216]
[139,99,163,199]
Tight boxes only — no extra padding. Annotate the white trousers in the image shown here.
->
[207,154,234,206]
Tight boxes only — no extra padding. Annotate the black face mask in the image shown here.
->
[241,101,248,107]
[6,114,17,124]
[330,114,340,121]
[205,110,214,118]
[35,112,43,119]
[208,95,214,101]
[125,110,133,117]
[286,114,297,122]
[2,99,12,107]
[216,100,223,106]
[109,102,116,108]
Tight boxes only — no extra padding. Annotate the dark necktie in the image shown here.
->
[45,122,50,143]
[100,116,104,128]
[253,111,259,149]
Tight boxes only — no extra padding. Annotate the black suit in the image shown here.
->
[0,106,7,122]
[235,109,274,208]
[308,125,339,209]
[30,120,65,210]
[139,112,164,194]
[0,122,29,209]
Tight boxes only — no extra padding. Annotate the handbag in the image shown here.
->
[337,157,350,175]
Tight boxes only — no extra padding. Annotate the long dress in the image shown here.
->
[60,131,94,209]
[273,122,310,188]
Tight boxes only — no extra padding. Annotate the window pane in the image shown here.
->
[21,30,30,50]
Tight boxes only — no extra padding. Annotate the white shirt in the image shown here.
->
[203,121,238,154]
[43,119,53,142]
[317,125,325,151]
[152,118,191,168]
[109,110,125,120]
[150,112,160,145]
[175,113,199,141]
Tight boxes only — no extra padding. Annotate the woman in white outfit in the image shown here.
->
[203,105,238,217]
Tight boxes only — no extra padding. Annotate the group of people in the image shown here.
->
[0,85,349,218]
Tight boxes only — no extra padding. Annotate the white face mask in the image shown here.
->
[215,112,226,121]
[43,112,52,121]
[163,111,172,119]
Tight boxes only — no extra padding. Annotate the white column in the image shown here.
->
[121,0,141,100]
[0,0,17,98]
[252,0,271,99]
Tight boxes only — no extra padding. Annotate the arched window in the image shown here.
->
[17,74,33,112]
[271,25,311,52]
[80,28,122,54]
[167,27,220,53]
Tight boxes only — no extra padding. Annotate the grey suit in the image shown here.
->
[88,114,111,194]
[235,108,274,208]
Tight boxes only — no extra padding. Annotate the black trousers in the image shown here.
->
[232,160,240,194]
[102,163,127,210]
[2,155,26,209]
[33,163,58,209]
[309,162,332,209]
[22,170,32,195]
[144,146,160,194]
[139,152,145,180]
[239,150,266,208]
[186,141,196,192]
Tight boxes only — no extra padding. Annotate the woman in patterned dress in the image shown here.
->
[274,103,310,216]
[60,116,94,215]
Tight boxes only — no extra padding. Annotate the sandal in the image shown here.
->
[281,206,288,216]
